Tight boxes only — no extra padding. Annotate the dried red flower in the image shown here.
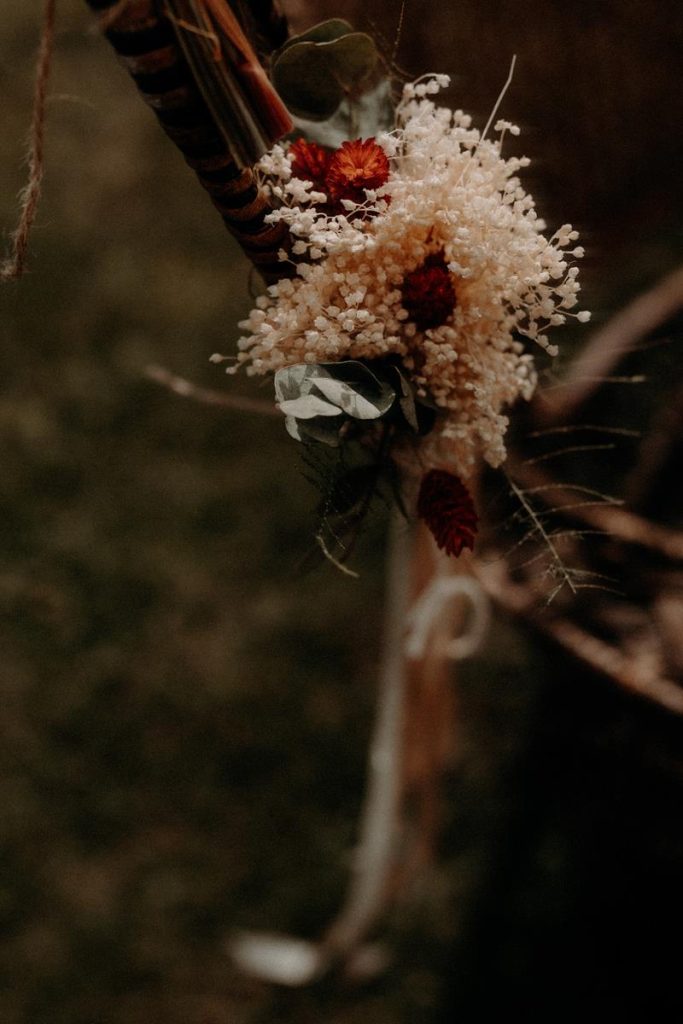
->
[289,138,332,190]
[401,252,457,330]
[325,137,390,207]
[417,469,478,557]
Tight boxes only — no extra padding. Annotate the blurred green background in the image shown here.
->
[1,2,682,1022]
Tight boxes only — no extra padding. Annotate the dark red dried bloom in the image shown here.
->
[289,138,332,190]
[401,252,457,330]
[325,137,390,206]
[417,469,478,557]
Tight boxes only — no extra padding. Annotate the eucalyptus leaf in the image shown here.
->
[284,416,303,442]
[415,398,438,435]
[275,364,313,403]
[286,413,342,446]
[273,32,378,121]
[273,43,343,120]
[275,361,395,414]
[313,377,387,419]
[296,417,343,446]
[275,19,354,55]
[293,77,395,149]
[316,361,395,416]
[278,394,343,419]
[389,366,419,432]
[275,363,338,405]
[326,34,378,91]
[275,361,397,447]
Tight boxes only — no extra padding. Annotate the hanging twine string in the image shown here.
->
[1,0,57,281]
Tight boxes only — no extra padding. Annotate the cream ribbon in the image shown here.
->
[405,572,490,661]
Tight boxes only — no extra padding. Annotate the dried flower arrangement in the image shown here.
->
[6,0,681,991]
[206,35,590,567]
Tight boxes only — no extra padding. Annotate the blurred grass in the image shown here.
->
[1,2,682,1022]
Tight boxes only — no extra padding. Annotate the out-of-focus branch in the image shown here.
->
[533,264,683,428]
[474,559,683,716]
[145,363,280,416]
[498,266,683,715]
[510,460,683,562]
[623,377,683,510]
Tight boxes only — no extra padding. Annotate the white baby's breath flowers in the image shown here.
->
[232,76,589,474]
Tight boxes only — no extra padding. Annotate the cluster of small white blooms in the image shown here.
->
[256,144,387,262]
[235,76,589,473]
[258,146,329,216]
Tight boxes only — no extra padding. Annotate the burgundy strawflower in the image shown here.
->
[401,252,457,330]
[289,138,332,190]
[417,469,478,557]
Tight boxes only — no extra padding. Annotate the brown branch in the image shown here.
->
[145,363,280,416]
[533,264,683,428]
[473,559,683,716]
[622,377,683,510]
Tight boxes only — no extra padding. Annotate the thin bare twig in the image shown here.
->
[391,0,407,65]
[507,476,577,598]
[526,424,640,440]
[510,461,683,562]
[145,364,280,417]
[522,443,618,466]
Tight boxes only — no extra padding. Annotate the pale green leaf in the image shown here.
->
[273,32,379,121]
[276,19,354,54]
[312,377,385,419]
[278,394,343,418]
